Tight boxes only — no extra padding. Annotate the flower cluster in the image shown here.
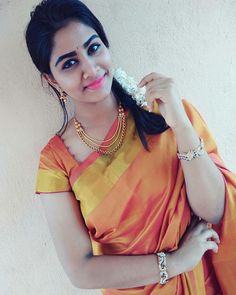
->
[113,68,148,107]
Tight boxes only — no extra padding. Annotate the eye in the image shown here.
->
[62,59,78,70]
[88,43,101,55]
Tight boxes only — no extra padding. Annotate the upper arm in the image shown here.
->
[39,191,93,287]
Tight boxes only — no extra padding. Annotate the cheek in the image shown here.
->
[56,72,81,90]
[50,63,80,88]
[102,49,113,68]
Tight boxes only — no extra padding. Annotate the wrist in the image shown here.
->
[166,251,185,279]
[172,121,193,135]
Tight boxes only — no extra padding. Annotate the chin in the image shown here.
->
[98,91,113,103]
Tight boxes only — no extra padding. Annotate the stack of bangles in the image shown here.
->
[156,252,169,285]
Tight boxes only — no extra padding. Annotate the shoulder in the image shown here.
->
[38,127,77,175]
[38,136,60,169]
[39,134,60,157]
[35,136,72,194]
[40,118,74,154]
[38,132,72,171]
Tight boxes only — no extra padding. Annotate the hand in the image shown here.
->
[168,218,220,274]
[138,72,191,130]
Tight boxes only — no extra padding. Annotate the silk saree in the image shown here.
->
[35,99,236,295]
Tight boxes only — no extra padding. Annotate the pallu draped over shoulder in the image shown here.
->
[35,99,236,295]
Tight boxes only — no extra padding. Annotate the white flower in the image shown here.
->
[113,68,148,107]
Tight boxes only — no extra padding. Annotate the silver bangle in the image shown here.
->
[156,252,169,285]
[177,137,205,161]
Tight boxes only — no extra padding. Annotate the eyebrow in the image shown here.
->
[54,34,99,67]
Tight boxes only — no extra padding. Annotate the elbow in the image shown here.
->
[70,256,94,289]
[72,281,91,290]
[206,189,226,225]
[210,217,221,225]
[212,196,226,225]
[198,207,224,225]
[210,212,224,225]
[206,207,225,225]
[212,173,226,225]
[70,272,91,289]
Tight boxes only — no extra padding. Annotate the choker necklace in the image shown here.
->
[73,104,127,155]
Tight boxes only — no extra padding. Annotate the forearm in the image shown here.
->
[173,124,225,224]
[76,253,180,289]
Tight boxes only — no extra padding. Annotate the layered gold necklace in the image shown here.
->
[73,104,127,155]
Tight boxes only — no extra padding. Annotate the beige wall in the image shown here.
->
[1,1,236,294]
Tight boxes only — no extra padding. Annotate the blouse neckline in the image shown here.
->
[53,109,129,166]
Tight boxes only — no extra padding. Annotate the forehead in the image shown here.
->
[51,21,97,60]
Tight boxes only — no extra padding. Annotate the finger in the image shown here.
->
[194,221,208,235]
[144,90,160,111]
[144,78,173,90]
[146,89,164,100]
[146,85,171,97]
[145,84,169,99]
[202,229,220,244]
[145,95,163,112]
[147,101,154,112]
[138,73,163,88]
[143,96,153,112]
[207,222,212,229]
[205,240,219,253]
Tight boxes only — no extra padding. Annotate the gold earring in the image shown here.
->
[59,88,68,103]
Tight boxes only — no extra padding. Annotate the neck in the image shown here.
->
[73,93,119,129]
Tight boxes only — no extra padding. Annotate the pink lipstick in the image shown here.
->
[86,74,106,90]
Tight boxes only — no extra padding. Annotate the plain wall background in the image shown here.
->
[1,0,235,294]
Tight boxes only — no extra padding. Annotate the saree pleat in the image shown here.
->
[35,99,236,294]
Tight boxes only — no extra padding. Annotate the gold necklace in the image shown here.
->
[73,104,127,155]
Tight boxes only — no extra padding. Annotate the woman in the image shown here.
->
[25,0,236,294]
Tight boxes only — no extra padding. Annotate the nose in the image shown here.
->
[80,55,98,80]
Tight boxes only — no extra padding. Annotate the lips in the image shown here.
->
[85,74,106,90]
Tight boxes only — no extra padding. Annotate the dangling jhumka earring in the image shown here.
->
[59,88,68,103]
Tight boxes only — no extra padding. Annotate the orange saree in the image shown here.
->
[35,99,236,294]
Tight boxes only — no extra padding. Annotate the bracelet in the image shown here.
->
[177,137,205,161]
[156,252,169,285]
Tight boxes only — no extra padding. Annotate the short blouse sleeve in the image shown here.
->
[35,143,71,195]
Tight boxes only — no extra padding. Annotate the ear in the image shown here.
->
[42,73,59,88]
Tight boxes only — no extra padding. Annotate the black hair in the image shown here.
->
[25,0,169,151]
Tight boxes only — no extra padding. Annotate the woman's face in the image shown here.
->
[44,21,114,104]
